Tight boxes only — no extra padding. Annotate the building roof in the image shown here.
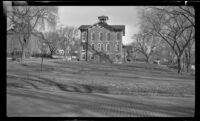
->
[7,28,15,34]
[78,25,91,30]
[79,22,125,36]
[98,16,109,20]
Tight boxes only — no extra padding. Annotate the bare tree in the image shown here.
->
[151,6,195,28]
[183,34,195,72]
[132,32,162,63]
[43,31,60,58]
[58,26,79,57]
[138,6,195,73]
[7,6,58,62]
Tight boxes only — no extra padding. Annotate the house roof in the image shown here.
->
[79,22,125,36]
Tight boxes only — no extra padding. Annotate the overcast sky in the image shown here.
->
[58,6,140,45]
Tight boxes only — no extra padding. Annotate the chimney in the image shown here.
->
[98,16,109,23]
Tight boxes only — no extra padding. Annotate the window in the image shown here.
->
[101,43,103,51]
[82,44,86,51]
[100,32,103,41]
[98,43,101,51]
[117,32,120,40]
[106,43,110,52]
[91,43,95,50]
[115,43,120,51]
[82,32,87,40]
[82,53,86,59]
[107,33,111,41]
[92,33,95,41]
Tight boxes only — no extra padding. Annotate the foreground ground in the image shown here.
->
[7,58,195,117]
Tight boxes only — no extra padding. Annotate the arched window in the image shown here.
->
[98,43,101,51]
[91,43,95,50]
[101,43,103,51]
[100,32,103,41]
[106,43,110,52]
[82,44,86,51]
[92,32,95,41]
[115,42,120,51]
[82,32,87,40]
[117,44,120,51]
[107,33,111,41]
[115,44,118,51]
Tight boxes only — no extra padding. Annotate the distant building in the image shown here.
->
[78,16,125,63]
[7,28,43,57]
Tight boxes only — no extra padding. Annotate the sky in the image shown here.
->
[58,6,140,45]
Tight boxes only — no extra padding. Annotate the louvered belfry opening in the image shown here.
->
[98,16,109,23]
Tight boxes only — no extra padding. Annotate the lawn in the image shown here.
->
[6,58,195,117]
[7,58,195,97]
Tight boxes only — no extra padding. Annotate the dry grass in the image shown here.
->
[6,58,195,117]
[7,58,195,97]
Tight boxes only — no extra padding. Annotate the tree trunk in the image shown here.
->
[41,56,43,71]
[187,54,191,73]
[20,45,25,63]
[22,49,26,60]
[21,34,30,63]
[177,57,181,74]
[145,55,150,63]
[184,50,191,73]
[182,56,185,71]
[64,50,66,58]
[186,63,190,72]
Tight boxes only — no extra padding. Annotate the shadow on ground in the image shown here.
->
[7,87,194,117]
[7,74,109,94]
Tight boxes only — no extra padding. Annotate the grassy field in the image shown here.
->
[6,58,195,117]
